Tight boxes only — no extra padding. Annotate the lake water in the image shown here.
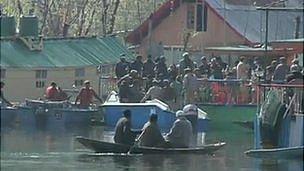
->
[1,125,303,171]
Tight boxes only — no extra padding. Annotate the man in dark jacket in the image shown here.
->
[143,55,155,78]
[130,55,144,76]
[136,114,166,147]
[114,110,139,145]
[115,54,129,78]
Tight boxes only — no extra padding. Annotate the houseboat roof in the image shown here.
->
[0,36,134,69]
[204,45,296,56]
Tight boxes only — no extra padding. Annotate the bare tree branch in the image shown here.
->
[107,0,120,34]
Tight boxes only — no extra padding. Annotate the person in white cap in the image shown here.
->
[183,104,198,133]
[165,110,193,148]
[183,104,199,146]
[179,52,194,75]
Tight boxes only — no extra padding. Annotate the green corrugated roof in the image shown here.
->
[0,36,134,68]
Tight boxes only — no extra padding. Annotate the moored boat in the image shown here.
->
[75,136,226,154]
[102,91,209,131]
[245,84,304,160]
[0,105,18,130]
[14,99,103,133]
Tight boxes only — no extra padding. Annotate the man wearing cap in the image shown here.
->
[272,57,289,83]
[140,79,162,102]
[183,104,199,146]
[165,110,193,148]
[183,68,198,104]
[265,60,278,83]
[75,80,103,108]
[114,110,140,145]
[115,54,130,78]
[45,82,59,101]
[136,113,166,147]
[160,79,176,104]
[179,52,194,75]
[154,56,168,79]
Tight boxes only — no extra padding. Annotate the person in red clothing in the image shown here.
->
[75,80,103,108]
[45,82,59,101]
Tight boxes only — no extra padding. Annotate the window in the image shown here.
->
[35,70,47,88]
[35,70,47,79]
[36,81,45,88]
[74,68,85,87]
[74,79,84,87]
[75,68,85,77]
[196,2,208,32]
[187,5,195,29]
[0,69,6,79]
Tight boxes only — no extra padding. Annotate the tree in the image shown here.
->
[0,0,167,37]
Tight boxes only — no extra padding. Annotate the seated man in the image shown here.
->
[165,110,193,148]
[136,114,166,147]
[45,82,59,101]
[114,110,139,145]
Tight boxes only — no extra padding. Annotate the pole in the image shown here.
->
[265,9,269,54]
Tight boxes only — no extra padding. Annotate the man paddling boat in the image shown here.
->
[165,110,193,148]
[114,110,140,145]
[136,113,166,147]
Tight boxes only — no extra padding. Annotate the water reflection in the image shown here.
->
[1,125,303,171]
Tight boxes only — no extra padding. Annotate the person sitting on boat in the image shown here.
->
[45,82,59,101]
[136,113,166,147]
[114,110,140,145]
[183,104,199,146]
[165,110,193,148]
[140,79,162,102]
[75,80,103,108]
[0,81,13,107]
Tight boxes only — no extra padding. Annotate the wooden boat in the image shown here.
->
[245,146,304,159]
[129,142,226,154]
[16,99,103,132]
[76,136,226,154]
[76,136,130,153]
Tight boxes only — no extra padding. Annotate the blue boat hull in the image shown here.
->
[14,106,103,133]
[245,146,304,159]
[1,107,18,130]
[102,105,209,132]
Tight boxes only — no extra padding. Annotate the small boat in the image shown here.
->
[102,91,209,131]
[76,136,130,153]
[15,99,103,132]
[245,146,304,159]
[129,142,226,154]
[75,136,226,154]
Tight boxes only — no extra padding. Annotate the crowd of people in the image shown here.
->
[115,53,303,107]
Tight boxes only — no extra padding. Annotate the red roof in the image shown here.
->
[126,0,181,45]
